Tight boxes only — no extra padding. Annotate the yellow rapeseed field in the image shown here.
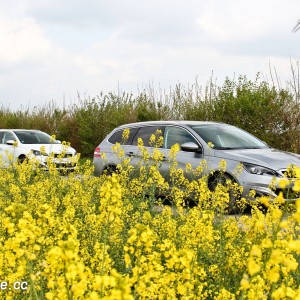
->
[0,136,300,299]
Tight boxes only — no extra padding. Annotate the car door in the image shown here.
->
[158,125,205,183]
[0,131,17,166]
[127,125,164,170]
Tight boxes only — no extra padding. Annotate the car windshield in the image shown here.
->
[189,124,268,150]
[13,131,57,144]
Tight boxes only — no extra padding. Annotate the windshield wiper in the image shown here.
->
[214,147,236,150]
[214,147,263,150]
[241,147,266,149]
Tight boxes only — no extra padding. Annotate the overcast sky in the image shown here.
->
[0,0,299,110]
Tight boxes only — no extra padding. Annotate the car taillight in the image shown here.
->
[94,147,101,157]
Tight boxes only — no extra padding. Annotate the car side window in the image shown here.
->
[2,132,15,144]
[132,126,163,147]
[108,127,139,145]
[164,126,197,149]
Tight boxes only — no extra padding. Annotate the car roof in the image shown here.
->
[116,120,225,129]
[0,129,42,132]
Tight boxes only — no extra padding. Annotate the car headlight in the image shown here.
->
[242,162,279,176]
[31,150,41,156]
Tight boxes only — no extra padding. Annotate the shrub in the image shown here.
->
[1,72,300,156]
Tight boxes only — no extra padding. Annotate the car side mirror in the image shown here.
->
[6,140,16,145]
[181,142,201,153]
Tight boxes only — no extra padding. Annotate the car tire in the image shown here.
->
[103,165,117,176]
[208,173,239,214]
[18,155,28,164]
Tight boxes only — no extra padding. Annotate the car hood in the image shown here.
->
[214,148,300,170]
[20,143,76,155]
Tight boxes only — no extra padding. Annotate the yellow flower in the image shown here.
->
[293,179,300,192]
[248,259,261,275]
[149,134,156,145]
[240,275,250,290]
[272,208,283,220]
[293,211,300,223]
[169,143,180,159]
[288,240,300,253]
[269,249,282,265]
[295,166,300,178]
[87,292,100,300]
[2,135,300,299]
[261,238,273,249]
[260,196,270,207]
[276,192,285,204]
[177,284,186,295]
[250,245,262,258]
[272,287,285,300]
[255,220,265,230]
[152,149,163,162]
[219,160,227,172]
[267,267,280,283]
[279,178,290,189]
[137,137,144,147]
[40,145,47,155]
[122,128,130,142]
[296,198,300,210]
[280,220,288,229]
[50,134,56,143]
[286,287,297,299]
[45,292,56,300]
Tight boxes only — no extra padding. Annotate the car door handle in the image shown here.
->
[126,151,135,157]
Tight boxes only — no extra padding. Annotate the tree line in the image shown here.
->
[1,73,300,157]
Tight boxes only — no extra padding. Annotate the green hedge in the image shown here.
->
[1,74,299,157]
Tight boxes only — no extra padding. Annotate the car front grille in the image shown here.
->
[53,153,74,158]
[44,161,77,169]
[278,168,296,179]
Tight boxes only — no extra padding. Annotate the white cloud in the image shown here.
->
[0,0,299,109]
[197,0,300,44]
[0,17,52,66]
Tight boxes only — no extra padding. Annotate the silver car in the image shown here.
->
[93,121,300,202]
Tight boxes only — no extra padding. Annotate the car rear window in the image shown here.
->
[108,127,139,145]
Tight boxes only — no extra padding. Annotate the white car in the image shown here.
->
[0,129,78,171]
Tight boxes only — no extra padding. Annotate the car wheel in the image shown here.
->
[208,173,239,214]
[18,155,28,164]
[103,165,117,176]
